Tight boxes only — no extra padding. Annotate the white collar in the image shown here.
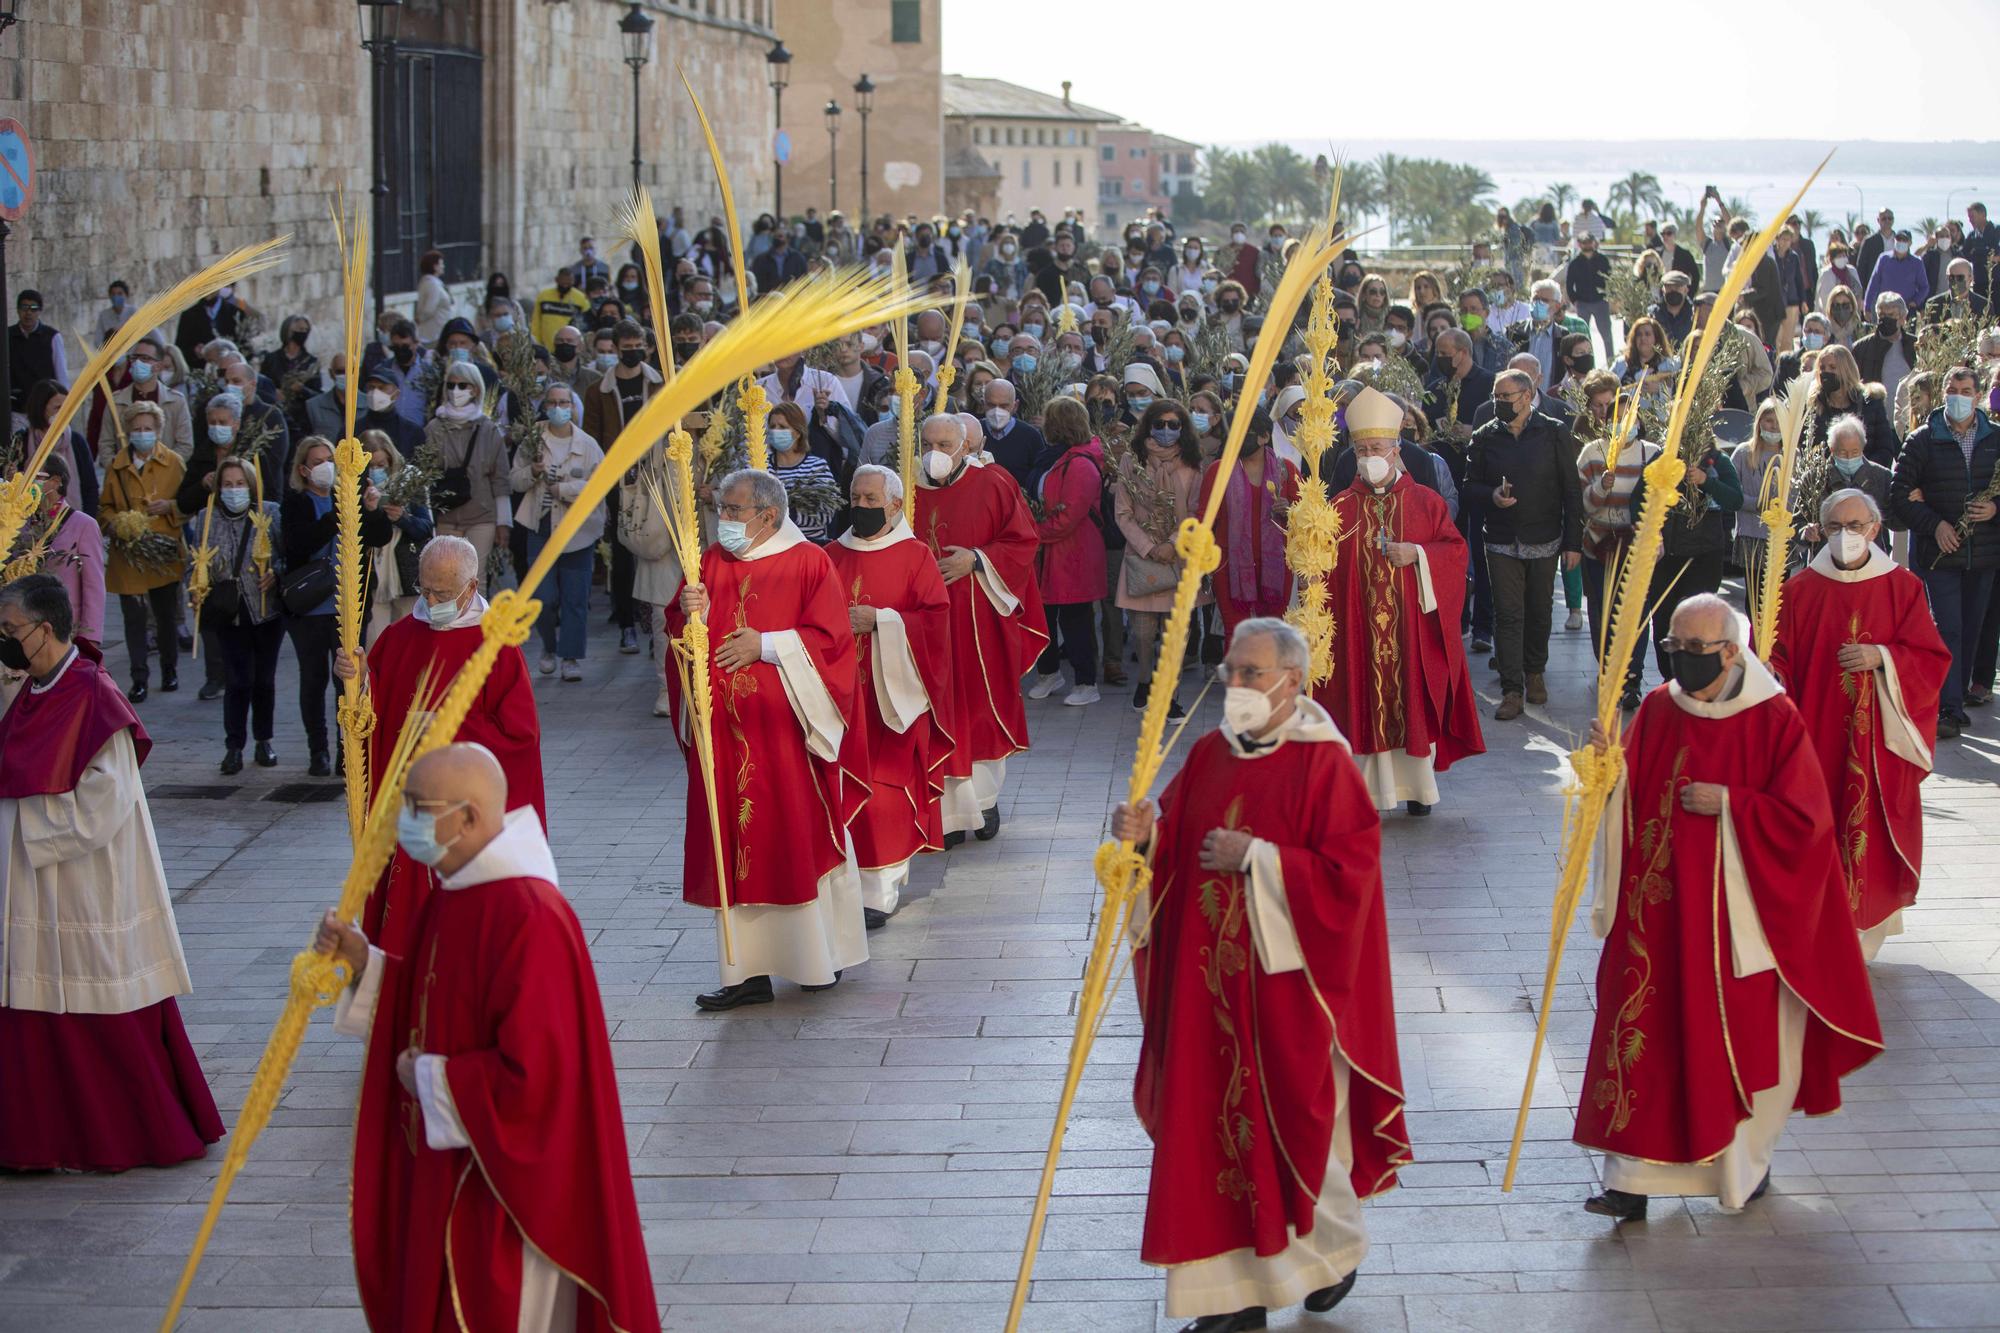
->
[412,591,490,631]
[1807,541,1894,584]
[837,515,916,551]
[731,517,808,563]
[441,807,560,890]
[1221,695,1348,758]
[1668,649,1783,718]
[29,647,80,694]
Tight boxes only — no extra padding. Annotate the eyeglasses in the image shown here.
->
[717,503,772,520]
[1658,636,1731,654]
[1821,520,1874,535]
[401,795,467,818]
[1215,663,1292,686]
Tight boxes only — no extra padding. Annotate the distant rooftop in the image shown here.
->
[942,75,1119,123]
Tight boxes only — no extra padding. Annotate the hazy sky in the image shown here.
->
[939,0,2000,145]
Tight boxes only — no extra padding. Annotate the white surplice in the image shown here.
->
[0,653,191,1016]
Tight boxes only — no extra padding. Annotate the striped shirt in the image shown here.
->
[1577,437,1659,552]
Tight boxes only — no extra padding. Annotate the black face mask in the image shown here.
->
[1664,291,1685,308]
[0,628,33,672]
[673,341,700,363]
[849,506,889,538]
[1670,648,1727,694]
[1820,372,1842,395]
[553,343,578,364]
[392,344,415,366]
[618,348,646,369]
[1570,355,1595,374]
[1878,318,1899,337]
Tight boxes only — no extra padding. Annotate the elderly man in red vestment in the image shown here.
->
[826,463,954,928]
[912,411,1047,844]
[0,575,223,1171]
[1315,387,1484,817]
[669,468,868,1010]
[336,534,545,959]
[1112,618,1409,1333]
[1769,488,1950,959]
[318,743,657,1333]
[1578,593,1884,1222]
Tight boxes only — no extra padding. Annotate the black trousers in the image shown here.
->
[1487,552,1557,696]
[1037,601,1099,685]
[1582,553,1648,695]
[1971,570,2000,693]
[605,487,636,628]
[119,585,179,686]
[1650,549,1726,678]
[217,615,285,748]
[288,613,339,754]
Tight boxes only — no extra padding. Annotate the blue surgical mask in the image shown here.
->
[423,594,464,630]
[716,519,753,555]
[493,315,515,333]
[1803,332,1826,351]
[1165,345,1185,363]
[545,405,572,427]
[128,359,154,383]
[1021,322,1043,340]
[449,347,471,364]
[110,293,128,311]
[1012,353,1037,373]
[1127,395,1153,414]
[769,427,795,449]
[368,467,389,488]
[130,430,158,453]
[1832,453,1865,477]
[219,486,251,513]
[989,337,1009,357]
[1531,299,1551,321]
[209,423,235,446]
[334,374,348,396]
[1190,411,1212,434]
[1946,393,1976,423]
[597,352,619,370]
[396,801,465,865]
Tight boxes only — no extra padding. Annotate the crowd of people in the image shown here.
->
[1,183,1993,1333]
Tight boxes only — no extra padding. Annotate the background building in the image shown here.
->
[0,0,779,356]
[772,0,942,228]
[941,75,1115,234]
[1098,124,1201,233]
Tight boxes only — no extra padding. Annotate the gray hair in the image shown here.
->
[1531,278,1561,302]
[1820,486,1882,527]
[1669,592,1741,646]
[443,361,485,392]
[1231,616,1309,673]
[1433,328,1471,357]
[921,412,966,447]
[1874,291,1908,316]
[718,467,787,515]
[1507,352,1542,383]
[851,462,903,503]
[1495,368,1534,396]
[205,392,242,421]
[418,534,480,589]
[1825,412,1867,451]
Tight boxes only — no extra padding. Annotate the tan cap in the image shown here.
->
[1345,385,1403,442]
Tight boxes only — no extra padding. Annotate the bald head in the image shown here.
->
[402,744,508,875]
[1669,592,1737,647]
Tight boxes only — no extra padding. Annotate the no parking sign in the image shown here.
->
[0,119,33,220]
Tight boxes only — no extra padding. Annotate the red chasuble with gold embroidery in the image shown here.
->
[1313,473,1483,767]
[361,610,545,958]
[352,874,657,1333]
[1133,721,1409,1266]
[1767,556,1949,932]
[664,533,861,909]
[914,465,1048,778]
[825,527,955,869]
[1574,680,1883,1166]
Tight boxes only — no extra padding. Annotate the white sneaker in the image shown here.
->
[1027,672,1066,700]
[538,652,557,675]
[561,659,582,682]
[1565,610,1585,632]
[1064,684,1101,706]
[653,686,675,718]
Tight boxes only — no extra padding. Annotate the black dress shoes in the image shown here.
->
[975,805,1002,841]
[695,976,774,1011]
[800,970,844,993]
[864,908,890,931]
[1304,1269,1357,1312]
[1584,1187,1648,1221]
[127,682,148,704]
[254,741,279,768]
[159,671,179,693]
[308,751,333,778]
[1179,1308,1265,1333]
[220,749,243,776]
[942,830,966,848]
[198,681,225,701]
[1406,800,1432,817]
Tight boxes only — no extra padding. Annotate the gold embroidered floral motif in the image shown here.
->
[402,934,442,1156]
[1195,797,1257,1212]
[721,572,761,882]
[1591,747,1687,1133]
[1839,611,1874,913]
[1363,493,1404,749]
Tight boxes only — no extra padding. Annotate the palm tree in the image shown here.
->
[1801,207,1824,241]
[1373,151,1406,244]
[1842,212,1864,240]
[1339,161,1385,234]
[1545,181,1577,216]
[1202,147,1266,226]
[1608,171,1665,226]
[1251,142,1318,223]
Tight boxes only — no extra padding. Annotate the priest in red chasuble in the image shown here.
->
[825,464,954,927]
[1112,618,1408,1333]
[336,534,545,960]
[1314,387,1483,817]
[667,468,867,1011]
[911,412,1048,844]
[1578,594,1883,1223]
[0,575,223,1172]
[319,743,657,1333]
[1768,489,1950,960]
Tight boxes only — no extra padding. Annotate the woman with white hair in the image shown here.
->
[421,358,512,568]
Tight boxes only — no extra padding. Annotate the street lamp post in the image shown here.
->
[619,3,655,195]
[853,74,874,225]
[823,100,841,214]
[357,0,403,327]
[766,39,791,223]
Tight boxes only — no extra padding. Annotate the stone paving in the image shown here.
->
[4,581,1999,1333]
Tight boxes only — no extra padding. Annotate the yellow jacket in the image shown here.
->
[101,446,188,595]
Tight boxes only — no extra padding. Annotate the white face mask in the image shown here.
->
[924,447,958,480]
[1223,679,1284,736]
[1831,529,1870,565]
[308,461,337,490]
[367,388,392,412]
[1358,454,1394,487]
[1386,329,1407,349]
[447,385,475,406]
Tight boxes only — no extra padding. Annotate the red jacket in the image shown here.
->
[1034,440,1107,605]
